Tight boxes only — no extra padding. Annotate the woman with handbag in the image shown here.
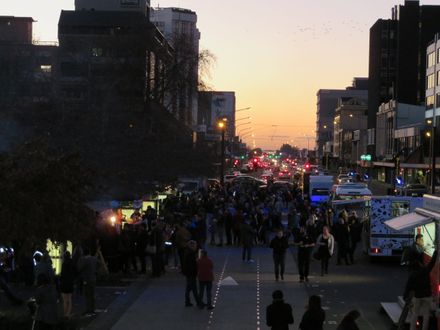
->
[315,226,334,276]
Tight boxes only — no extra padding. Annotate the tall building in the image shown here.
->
[332,97,368,165]
[368,0,440,155]
[0,16,57,150]
[315,78,368,159]
[425,34,440,188]
[55,8,198,198]
[150,7,200,129]
[75,0,150,14]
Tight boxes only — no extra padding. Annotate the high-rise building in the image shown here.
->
[150,7,200,129]
[0,16,57,141]
[315,78,368,159]
[75,0,150,14]
[368,0,440,155]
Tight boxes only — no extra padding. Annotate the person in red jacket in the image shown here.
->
[197,250,214,310]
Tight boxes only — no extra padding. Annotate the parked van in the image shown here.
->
[309,175,334,205]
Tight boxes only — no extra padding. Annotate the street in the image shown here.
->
[87,243,405,330]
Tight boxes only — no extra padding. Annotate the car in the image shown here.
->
[277,170,292,181]
[337,174,350,184]
[396,183,428,197]
[339,177,355,184]
[224,174,237,183]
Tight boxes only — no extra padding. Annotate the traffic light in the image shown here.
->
[305,163,310,171]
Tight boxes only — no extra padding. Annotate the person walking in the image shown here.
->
[315,226,334,276]
[335,215,351,265]
[33,273,59,329]
[266,290,294,330]
[270,229,289,281]
[77,247,101,316]
[182,240,202,308]
[336,309,361,330]
[60,251,75,318]
[241,218,255,262]
[404,249,438,330]
[299,295,325,330]
[295,224,315,282]
[175,223,192,270]
[347,212,362,264]
[197,250,214,310]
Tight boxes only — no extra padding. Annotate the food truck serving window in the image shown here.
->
[417,223,436,257]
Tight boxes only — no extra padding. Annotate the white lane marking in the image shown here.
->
[206,250,230,330]
[256,259,261,330]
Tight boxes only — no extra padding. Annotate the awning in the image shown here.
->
[384,211,432,231]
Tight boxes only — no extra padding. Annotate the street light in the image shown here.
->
[236,107,251,112]
[218,120,226,186]
[236,121,252,128]
[235,116,251,122]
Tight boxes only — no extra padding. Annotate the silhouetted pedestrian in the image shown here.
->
[266,290,294,330]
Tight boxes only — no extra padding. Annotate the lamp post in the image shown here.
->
[218,120,226,186]
[236,107,251,112]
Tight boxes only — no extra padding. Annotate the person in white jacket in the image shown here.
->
[315,226,334,276]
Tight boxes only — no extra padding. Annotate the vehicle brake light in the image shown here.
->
[370,248,381,254]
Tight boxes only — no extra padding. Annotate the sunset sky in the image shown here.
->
[4,0,440,149]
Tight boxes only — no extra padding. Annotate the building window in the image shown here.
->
[427,73,435,89]
[436,93,440,108]
[40,65,52,73]
[427,95,435,109]
[120,0,140,7]
[428,51,436,68]
[91,47,103,57]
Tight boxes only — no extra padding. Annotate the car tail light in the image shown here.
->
[371,248,381,254]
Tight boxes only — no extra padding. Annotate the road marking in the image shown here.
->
[219,276,238,286]
[256,259,261,330]
[206,249,229,330]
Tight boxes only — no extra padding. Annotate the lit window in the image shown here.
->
[426,95,434,109]
[40,65,51,73]
[427,74,435,89]
[428,52,436,68]
[91,47,103,57]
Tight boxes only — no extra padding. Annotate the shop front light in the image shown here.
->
[110,216,116,226]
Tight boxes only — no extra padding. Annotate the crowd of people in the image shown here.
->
[0,175,368,329]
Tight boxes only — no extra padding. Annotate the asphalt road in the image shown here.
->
[91,242,406,330]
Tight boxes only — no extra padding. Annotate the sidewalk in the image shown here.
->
[0,273,136,329]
